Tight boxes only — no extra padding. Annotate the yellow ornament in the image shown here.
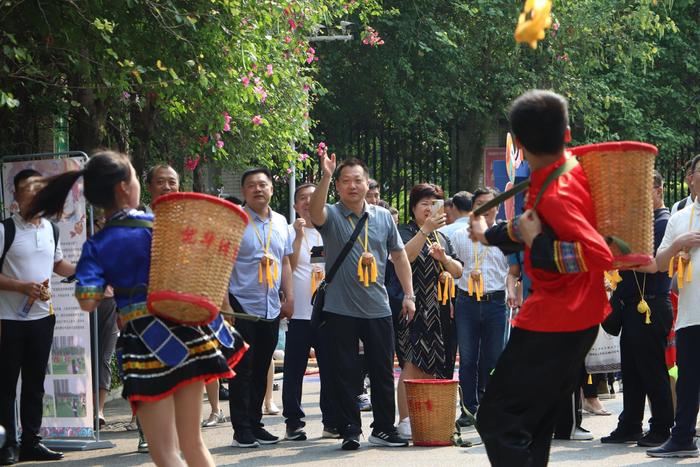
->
[637,299,651,325]
[514,0,553,49]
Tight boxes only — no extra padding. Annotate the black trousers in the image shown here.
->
[670,324,700,444]
[0,315,56,447]
[617,296,674,434]
[476,325,598,467]
[282,319,335,429]
[320,312,395,437]
[553,367,587,438]
[227,306,279,433]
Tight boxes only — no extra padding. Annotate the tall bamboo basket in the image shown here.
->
[405,379,458,446]
[570,141,658,268]
[147,193,248,325]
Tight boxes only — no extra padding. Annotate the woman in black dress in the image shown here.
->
[395,183,463,437]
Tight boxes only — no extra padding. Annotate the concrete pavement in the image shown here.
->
[23,374,698,466]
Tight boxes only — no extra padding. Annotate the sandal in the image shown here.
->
[583,400,611,416]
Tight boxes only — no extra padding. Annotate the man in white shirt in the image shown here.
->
[648,154,700,458]
[670,159,697,215]
[446,187,509,427]
[0,170,75,465]
[282,184,337,441]
[439,191,472,238]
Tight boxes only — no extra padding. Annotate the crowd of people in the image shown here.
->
[0,89,698,467]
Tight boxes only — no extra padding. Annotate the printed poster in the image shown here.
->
[1,155,93,438]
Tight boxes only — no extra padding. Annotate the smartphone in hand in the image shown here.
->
[431,199,444,217]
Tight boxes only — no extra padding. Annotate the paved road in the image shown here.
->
[25,375,697,466]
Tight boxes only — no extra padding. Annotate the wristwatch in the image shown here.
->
[404,294,416,302]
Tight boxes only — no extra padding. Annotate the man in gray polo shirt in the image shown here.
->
[310,153,415,450]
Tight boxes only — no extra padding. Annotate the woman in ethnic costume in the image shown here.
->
[394,183,463,438]
[27,150,246,467]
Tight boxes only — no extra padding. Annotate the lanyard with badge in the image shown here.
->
[247,208,278,288]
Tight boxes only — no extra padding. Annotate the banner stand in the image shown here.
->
[1,152,114,452]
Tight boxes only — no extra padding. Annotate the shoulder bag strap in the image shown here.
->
[325,211,368,285]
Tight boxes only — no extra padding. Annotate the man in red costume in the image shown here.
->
[470,90,614,466]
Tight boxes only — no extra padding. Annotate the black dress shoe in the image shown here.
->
[19,442,64,462]
[600,429,642,444]
[0,446,17,466]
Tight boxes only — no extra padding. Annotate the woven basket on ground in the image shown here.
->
[147,193,248,325]
[570,141,658,268]
[405,379,457,446]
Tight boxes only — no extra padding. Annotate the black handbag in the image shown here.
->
[310,212,368,329]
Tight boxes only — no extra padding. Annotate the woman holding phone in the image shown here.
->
[393,183,463,438]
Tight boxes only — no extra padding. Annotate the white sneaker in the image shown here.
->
[397,417,412,439]
[570,427,594,441]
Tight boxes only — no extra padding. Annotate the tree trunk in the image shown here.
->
[454,113,488,191]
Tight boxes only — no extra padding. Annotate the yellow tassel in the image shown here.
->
[266,262,274,288]
[450,276,456,298]
[588,374,592,385]
[687,260,693,283]
[258,263,263,283]
[274,259,279,281]
[311,273,317,295]
[679,259,685,289]
[437,280,443,302]
[468,277,474,296]
[358,258,364,282]
[645,310,651,324]
[668,257,675,278]
[364,266,370,287]
[370,258,377,283]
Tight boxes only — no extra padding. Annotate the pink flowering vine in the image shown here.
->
[317,142,327,156]
[241,76,250,87]
[305,47,317,64]
[266,64,274,76]
[222,112,232,132]
[252,115,263,126]
[185,155,200,171]
[299,153,309,161]
[254,85,267,102]
[288,18,297,30]
[362,26,385,47]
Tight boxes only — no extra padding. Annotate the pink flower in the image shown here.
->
[223,122,231,132]
[254,77,261,85]
[303,84,310,92]
[216,140,224,149]
[222,112,232,132]
[317,142,326,156]
[288,19,297,30]
[185,155,200,171]
[284,36,292,44]
[241,76,250,87]
[254,86,267,102]
[299,153,309,161]
[287,167,293,174]
[214,132,222,140]
[305,47,316,64]
[552,22,560,31]
[251,63,258,71]
[252,115,263,125]
[266,64,274,76]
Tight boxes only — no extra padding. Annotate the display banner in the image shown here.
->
[1,154,93,439]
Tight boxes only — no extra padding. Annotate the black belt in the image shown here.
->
[457,289,505,302]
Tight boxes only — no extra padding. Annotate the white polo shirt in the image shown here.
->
[288,224,324,320]
[659,199,700,331]
[0,215,63,321]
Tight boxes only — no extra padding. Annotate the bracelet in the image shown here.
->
[404,294,416,301]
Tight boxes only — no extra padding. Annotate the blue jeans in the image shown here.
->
[455,293,508,414]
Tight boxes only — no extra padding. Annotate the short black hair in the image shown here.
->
[334,157,369,180]
[451,191,472,212]
[293,183,316,202]
[472,187,499,206]
[653,170,663,189]
[509,90,569,155]
[14,169,41,192]
[145,164,178,185]
[690,154,700,175]
[368,178,379,190]
[241,167,273,186]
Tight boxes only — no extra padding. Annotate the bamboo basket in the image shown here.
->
[405,379,458,446]
[570,141,658,268]
[147,193,248,325]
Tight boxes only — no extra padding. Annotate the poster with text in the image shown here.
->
[2,155,93,438]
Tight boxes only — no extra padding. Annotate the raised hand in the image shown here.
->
[319,147,336,179]
[293,217,306,236]
[423,213,446,233]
